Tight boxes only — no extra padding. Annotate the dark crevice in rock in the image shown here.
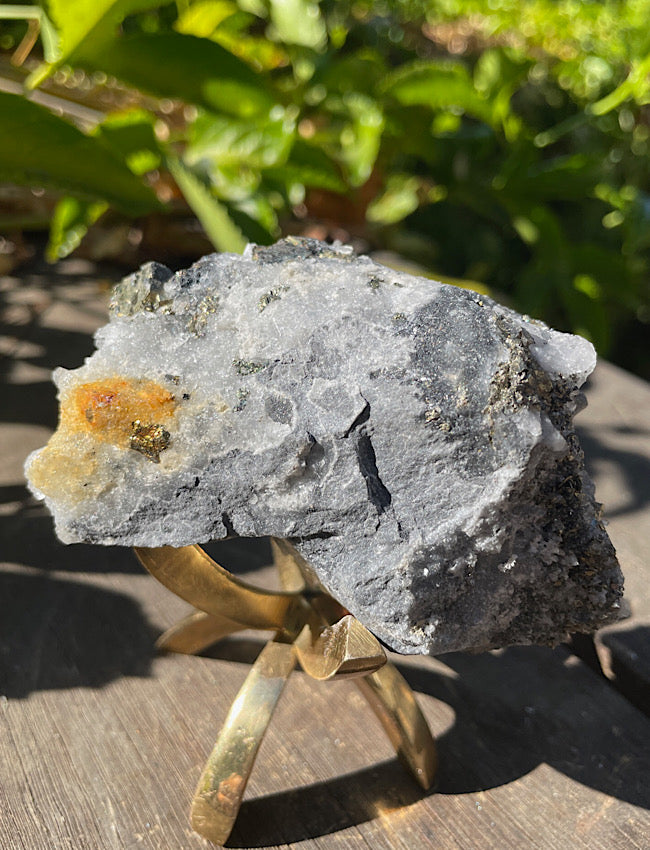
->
[343,397,393,516]
[343,401,370,437]
[295,530,338,541]
[221,511,238,537]
[356,431,392,514]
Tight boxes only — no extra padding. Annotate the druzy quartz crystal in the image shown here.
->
[26,238,623,655]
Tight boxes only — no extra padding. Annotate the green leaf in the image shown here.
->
[185,108,295,170]
[339,92,384,187]
[367,174,421,224]
[166,154,247,253]
[265,139,346,192]
[93,109,162,175]
[174,0,239,37]
[590,54,650,115]
[504,154,601,201]
[267,0,326,49]
[77,32,274,117]
[28,0,165,87]
[0,92,161,214]
[314,51,386,96]
[560,285,611,353]
[228,198,278,242]
[176,1,286,70]
[382,61,494,126]
[46,196,108,261]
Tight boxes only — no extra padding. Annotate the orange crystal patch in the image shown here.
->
[62,378,176,447]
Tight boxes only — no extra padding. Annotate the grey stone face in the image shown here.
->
[25,237,623,654]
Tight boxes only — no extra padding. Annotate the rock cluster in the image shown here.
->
[26,237,623,654]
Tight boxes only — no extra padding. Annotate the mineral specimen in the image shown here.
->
[25,237,623,654]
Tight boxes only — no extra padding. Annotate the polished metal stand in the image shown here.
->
[135,539,437,845]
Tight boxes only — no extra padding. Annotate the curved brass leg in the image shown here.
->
[156,610,251,655]
[190,636,297,845]
[355,664,437,790]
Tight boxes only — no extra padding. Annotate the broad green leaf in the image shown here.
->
[28,0,165,87]
[228,196,278,241]
[174,0,239,37]
[166,154,247,253]
[0,92,161,214]
[267,0,326,49]
[185,108,295,170]
[504,154,601,201]
[339,92,384,187]
[93,109,161,175]
[47,196,108,261]
[209,27,287,71]
[206,163,262,201]
[313,51,386,96]
[78,32,274,117]
[265,140,346,192]
[382,61,494,126]
[561,285,611,353]
[176,1,287,69]
[367,174,421,224]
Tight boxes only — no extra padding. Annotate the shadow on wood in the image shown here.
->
[599,625,650,717]
[0,571,155,697]
[199,633,650,848]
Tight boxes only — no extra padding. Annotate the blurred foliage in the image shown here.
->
[0,0,649,373]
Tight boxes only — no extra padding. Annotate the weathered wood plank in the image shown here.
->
[577,361,650,713]
[2,543,650,849]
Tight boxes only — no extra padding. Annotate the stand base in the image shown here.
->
[135,538,437,845]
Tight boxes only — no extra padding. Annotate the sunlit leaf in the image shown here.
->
[93,109,162,175]
[47,196,108,261]
[0,92,161,214]
[367,174,421,224]
[265,140,346,192]
[339,92,384,187]
[79,32,274,117]
[382,61,494,125]
[174,0,239,37]
[185,108,295,170]
[28,0,165,87]
[174,0,286,69]
[166,154,247,253]
[267,0,326,49]
[590,54,650,115]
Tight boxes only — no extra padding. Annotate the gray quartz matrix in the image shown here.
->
[26,237,623,654]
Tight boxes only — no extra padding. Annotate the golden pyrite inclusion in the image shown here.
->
[26,238,623,655]
[30,377,176,491]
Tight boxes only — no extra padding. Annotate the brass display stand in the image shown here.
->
[135,539,437,845]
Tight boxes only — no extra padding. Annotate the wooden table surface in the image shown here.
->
[1,259,649,849]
